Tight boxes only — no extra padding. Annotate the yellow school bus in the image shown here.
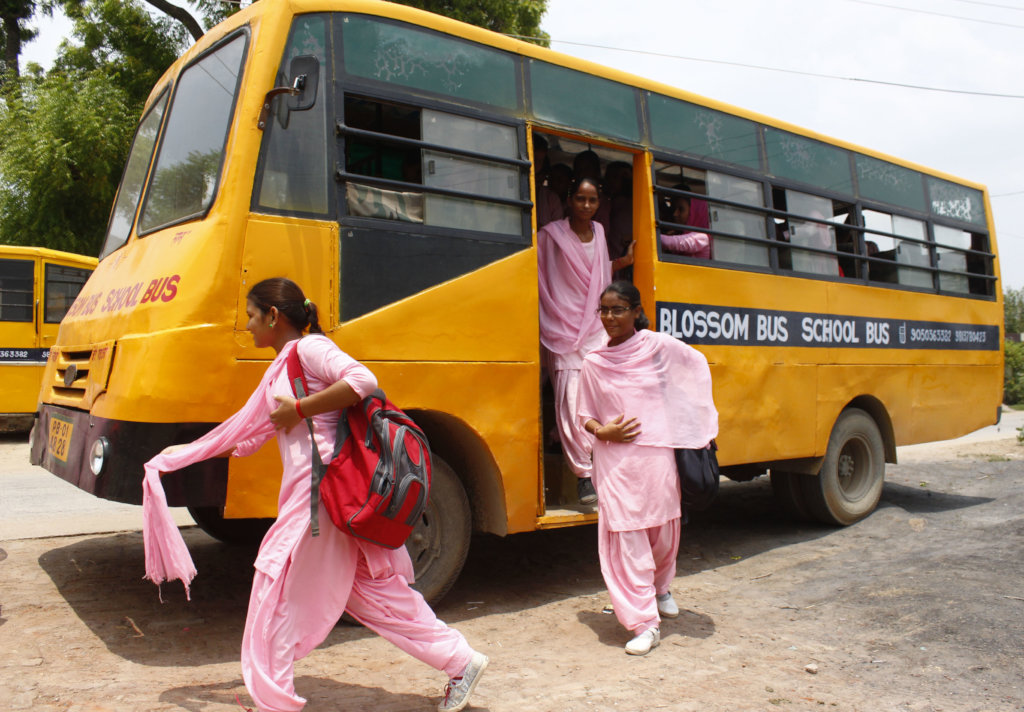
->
[1,246,96,432]
[30,0,1002,602]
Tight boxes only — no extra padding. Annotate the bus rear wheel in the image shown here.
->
[801,408,885,526]
[406,455,471,606]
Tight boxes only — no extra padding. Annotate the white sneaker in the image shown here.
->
[625,626,660,655]
[438,651,488,711]
[656,592,679,618]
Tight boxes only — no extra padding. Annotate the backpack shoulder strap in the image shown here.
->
[285,339,310,399]
[285,339,327,537]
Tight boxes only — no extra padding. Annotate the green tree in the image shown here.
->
[0,0,184,255]
[1005,287,1024,335]
[0,71,134,254]
[1005,340,1024,405]
[1,0,36,78]
[136,0,549,45]
[52,0,186,106]
[399,0,549,45]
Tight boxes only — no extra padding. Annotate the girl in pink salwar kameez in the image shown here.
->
[578,281,718,656]
[537,176,633,505]
[142,278,487,712]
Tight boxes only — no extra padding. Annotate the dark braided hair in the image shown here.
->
[601,280,651,331]
[247,277,323,334]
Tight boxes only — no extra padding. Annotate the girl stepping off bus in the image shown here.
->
[578,281,718,655]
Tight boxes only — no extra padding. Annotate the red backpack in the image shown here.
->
[286,343,431,548]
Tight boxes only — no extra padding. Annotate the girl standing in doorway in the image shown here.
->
[537,176,633,505]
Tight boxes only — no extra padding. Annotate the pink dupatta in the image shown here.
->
[579,329,718,449]
[537,218,610,356]
[141,342,292,599]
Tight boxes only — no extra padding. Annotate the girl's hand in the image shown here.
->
[271,395,302,433]
[159,444,186,457]
[597,414,641,443]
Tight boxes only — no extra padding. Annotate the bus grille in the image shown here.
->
[46,343,115,409]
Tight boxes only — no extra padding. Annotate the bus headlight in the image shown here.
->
[89,437,110,476]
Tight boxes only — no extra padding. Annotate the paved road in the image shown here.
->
[0,434,194,541]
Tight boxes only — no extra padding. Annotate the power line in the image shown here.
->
[507,36,1024,99]
[992,189,1024,197]
[843,0,1024,28]
[947,0,1024,12]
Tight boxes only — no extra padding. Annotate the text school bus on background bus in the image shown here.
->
[1,246,96,433]
[29,0,1003,603]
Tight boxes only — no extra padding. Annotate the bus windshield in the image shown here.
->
[102,91,169,258]
[136,32,248,236]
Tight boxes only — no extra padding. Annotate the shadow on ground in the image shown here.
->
[37,463,1003,667]
[159,675,451,712]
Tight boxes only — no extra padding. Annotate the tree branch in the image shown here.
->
[141,0,204,41]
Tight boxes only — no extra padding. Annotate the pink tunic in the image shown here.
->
[578,329,718,530]
[143,336,387,591]
[537,217,610,368]
[537,218,612,477]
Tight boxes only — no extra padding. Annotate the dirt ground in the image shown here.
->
[1,436,1023,712]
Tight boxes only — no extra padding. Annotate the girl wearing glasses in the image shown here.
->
[578,281,718,655]
[537,174,633,505]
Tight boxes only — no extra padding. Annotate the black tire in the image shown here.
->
[187,506,273,545]
[406,455,471,606]
[800,408,885,526]
[770,470,814,521]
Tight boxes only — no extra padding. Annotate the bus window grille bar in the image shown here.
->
[655,187,996,264]
[334,170,534,210]
[335,124,532,169]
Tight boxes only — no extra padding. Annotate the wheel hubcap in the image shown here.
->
[837,437,872,500]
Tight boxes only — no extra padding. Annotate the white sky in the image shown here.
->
[20,0,1024,290]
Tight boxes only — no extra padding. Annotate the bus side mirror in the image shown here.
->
[257,55,320,131]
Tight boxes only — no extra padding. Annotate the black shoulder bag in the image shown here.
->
[675,440,720,524]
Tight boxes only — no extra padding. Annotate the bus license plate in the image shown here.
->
[48,415,74,463]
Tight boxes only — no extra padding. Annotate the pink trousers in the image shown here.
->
[552,367,593,478]
[241,521,472,712]
[597,516,681,634]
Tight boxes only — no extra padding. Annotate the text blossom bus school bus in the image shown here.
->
[30,1,1002,602]
[1,246,96,432]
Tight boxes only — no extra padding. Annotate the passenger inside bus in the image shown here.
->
[659,186,711,260]
[533,134,564,228]
[601,161,634,276]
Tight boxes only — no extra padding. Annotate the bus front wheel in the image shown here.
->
[406,455,471,606]
[187,506,273,545]
[801,408,885,526]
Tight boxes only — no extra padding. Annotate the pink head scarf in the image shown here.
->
[579,329,718,449]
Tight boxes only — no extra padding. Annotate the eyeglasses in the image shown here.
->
[595,306,632,317]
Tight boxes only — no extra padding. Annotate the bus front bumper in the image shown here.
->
[30,404,228,507]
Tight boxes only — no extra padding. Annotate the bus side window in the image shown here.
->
[255,15,330,216]
[0,259,34,323]
[863,210,932,289]
[652,161,714,262]
[772,188,850,278]
[342,95,523,236]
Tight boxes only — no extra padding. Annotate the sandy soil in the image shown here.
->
[1,437,1023,712]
